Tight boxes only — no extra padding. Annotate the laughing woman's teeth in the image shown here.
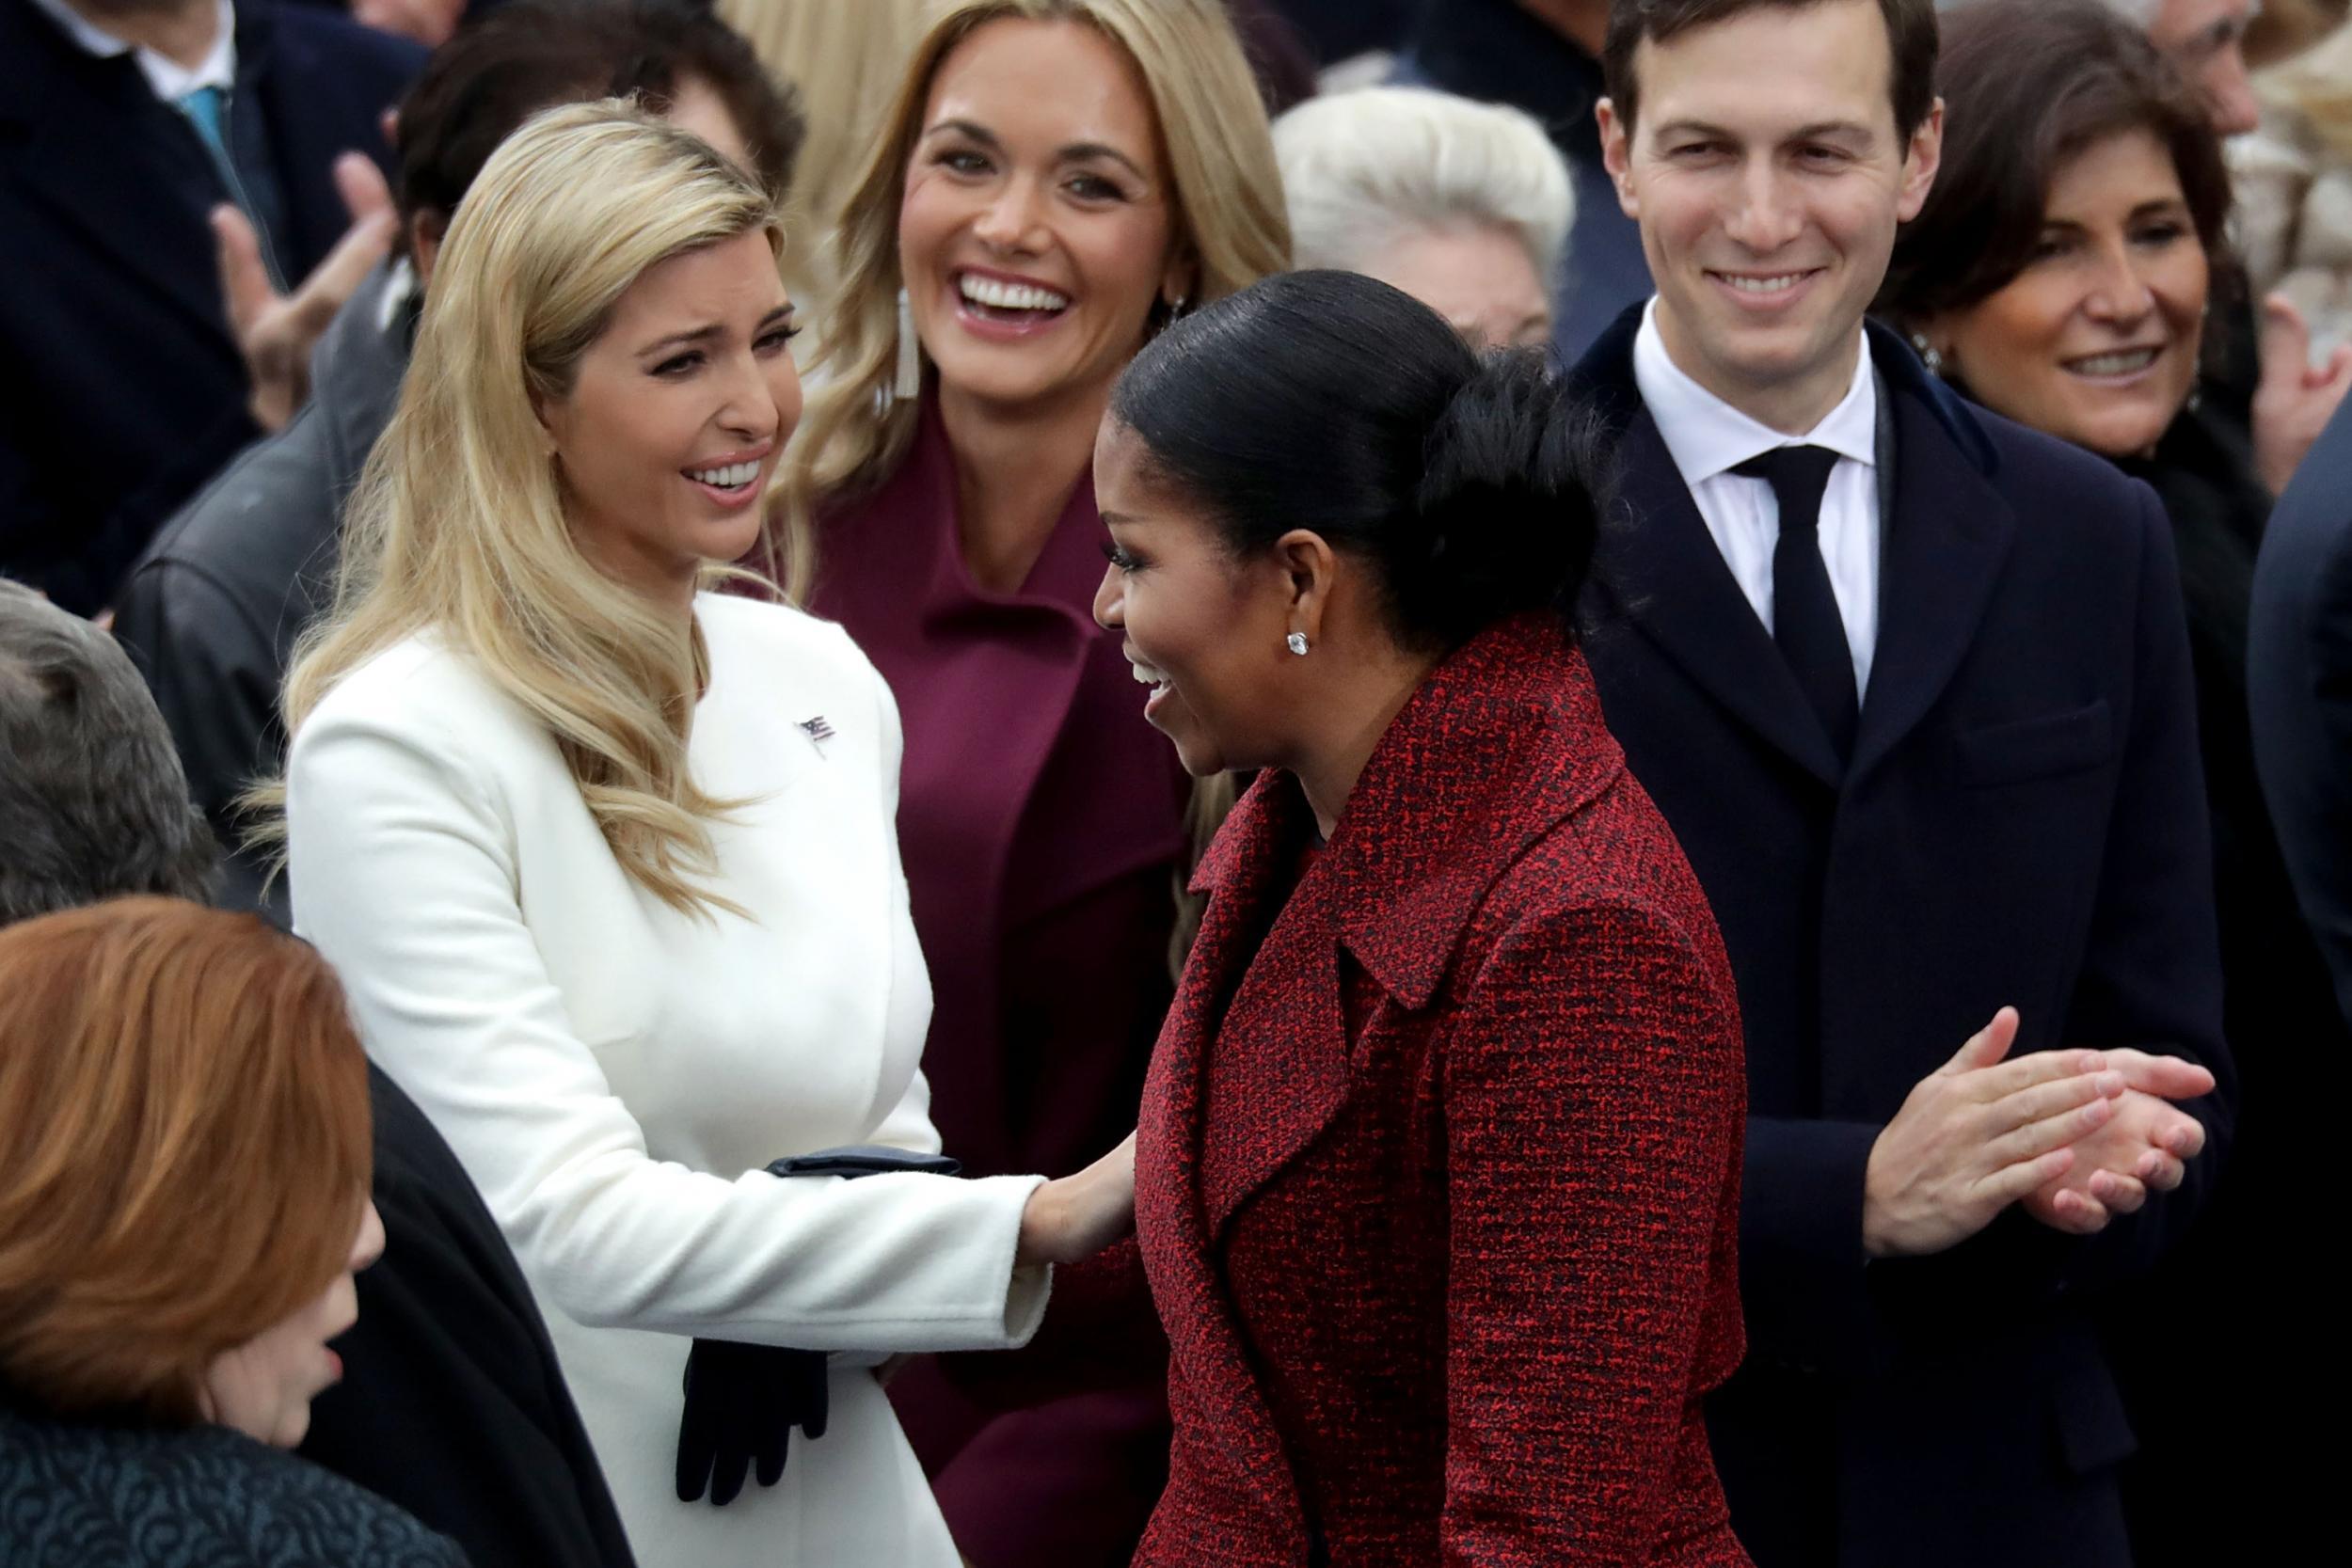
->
[961,275,1071,311]
[689,461,759,488]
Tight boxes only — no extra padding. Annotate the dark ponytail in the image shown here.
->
[1107,270,1609,653]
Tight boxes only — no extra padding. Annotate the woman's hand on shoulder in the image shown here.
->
[1015,1131,1136,1268]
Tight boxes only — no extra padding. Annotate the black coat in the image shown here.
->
[1570,307,2233,1568]
[115,259,410,922]
[2250,392,2352,1026]
[0,0,420,615]
[298,1067,635,1568]
[2098,402,2342,1564]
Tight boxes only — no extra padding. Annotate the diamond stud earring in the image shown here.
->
[1286,632,1309,657]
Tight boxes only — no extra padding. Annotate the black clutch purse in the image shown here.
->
[674,1147,961,1505]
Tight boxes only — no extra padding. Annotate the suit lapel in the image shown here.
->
[1848,338,2019,782]
[1591,388,1845,788]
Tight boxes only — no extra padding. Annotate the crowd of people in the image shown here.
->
[0,1,2344,1565]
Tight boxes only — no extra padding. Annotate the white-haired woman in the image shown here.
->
[1274,85,1573,350]
[771,6,1289,1564]
[275,103,1135,1568]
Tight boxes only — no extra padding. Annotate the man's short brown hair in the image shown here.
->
[1602,0,1942,140]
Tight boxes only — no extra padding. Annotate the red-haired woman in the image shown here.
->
[0,898,457,1567]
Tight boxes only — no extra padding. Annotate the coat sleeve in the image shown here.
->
[2032,483,2233,1294]
[285,687,1052,1354]
[1438,898,1745,1565]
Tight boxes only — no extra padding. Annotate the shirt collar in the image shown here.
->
[24,0,237,102]
[1631,295,1879,486]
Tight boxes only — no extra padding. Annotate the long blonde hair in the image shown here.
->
[274,102,781,916]
[771,0,1292,602]
[715,0,931,321]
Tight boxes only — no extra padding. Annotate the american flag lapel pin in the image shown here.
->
[797,715,834,752]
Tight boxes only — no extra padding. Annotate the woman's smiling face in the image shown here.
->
[1923,128,2208,460]
[898,17,1189,418]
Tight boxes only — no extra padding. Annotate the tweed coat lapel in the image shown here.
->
[1170,616,1628,1242]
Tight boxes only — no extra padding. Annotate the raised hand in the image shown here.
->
[213,151,399,433]
[2253,293,2352,496]
[2023,1050,2214,1235]
[1862,1008,2126,1259]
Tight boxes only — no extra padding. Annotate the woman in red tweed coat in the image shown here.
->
[1087,270,1752,1567]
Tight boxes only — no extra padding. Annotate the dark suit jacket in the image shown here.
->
[2250,394,2352,1027]
[805,398,1184,1568]
[299,1067,633,1568]
[1570,308,2233,1568]
[1135,615,1751,1568]
[0,0,419,615]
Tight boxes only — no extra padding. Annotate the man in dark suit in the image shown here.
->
[0,0,421,615]
[2250,395,2352,1025]
[1570,2,2233,1563]
[0,578,634,1568]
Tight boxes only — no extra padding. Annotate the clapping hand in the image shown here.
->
[1863,1008,2125,1259]
[2023,1050,2213,1235]
[213,151,399,434]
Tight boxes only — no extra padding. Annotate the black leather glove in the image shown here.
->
[674,1147,962,1506]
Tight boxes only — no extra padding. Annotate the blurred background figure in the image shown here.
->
[114,0,804,921]
[774,3,1288,1563]
[0,0,421,616]
[1881,3,2337,1560]
[3,572,634,1567]
[1274,85,1571,349]
[719,0,926,325]
[1391,0,1645,358]
[0,896,448,1567]
[2234,8,2352,368]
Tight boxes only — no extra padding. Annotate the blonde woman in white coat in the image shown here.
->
[274,103,1135,1568]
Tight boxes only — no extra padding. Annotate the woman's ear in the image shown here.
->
[1160,245,1200,315]
[1273,529,1338,643]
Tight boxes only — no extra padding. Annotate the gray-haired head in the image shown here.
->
[0,581,216,927]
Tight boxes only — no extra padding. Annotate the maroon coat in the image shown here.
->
[808,399,1185,1567]
[1134,615,1753,1568]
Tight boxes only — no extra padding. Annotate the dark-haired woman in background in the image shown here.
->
[1876,2,2338,1558]
[1093,269,1751,1566]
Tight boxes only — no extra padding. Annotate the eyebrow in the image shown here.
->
[636,305,795,358]
[923,118,1148,181]
[2041,198,2193,229]
[1651,118,1876,144]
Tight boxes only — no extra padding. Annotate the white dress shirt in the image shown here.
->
[25,0,235,101]
[288,594,1050,1568]
[1632,297,1883,697]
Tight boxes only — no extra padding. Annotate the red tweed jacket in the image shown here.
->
[1132,614,1753,1567]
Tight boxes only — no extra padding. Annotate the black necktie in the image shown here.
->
[1733,445,1858,762]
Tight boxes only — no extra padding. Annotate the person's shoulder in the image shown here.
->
[175,1425,467,1565]
[300,631,536,765]
[1951,399,2159,538]
[700,591,879,691]
[124,418,338,610]
[0,1413,462,1567]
